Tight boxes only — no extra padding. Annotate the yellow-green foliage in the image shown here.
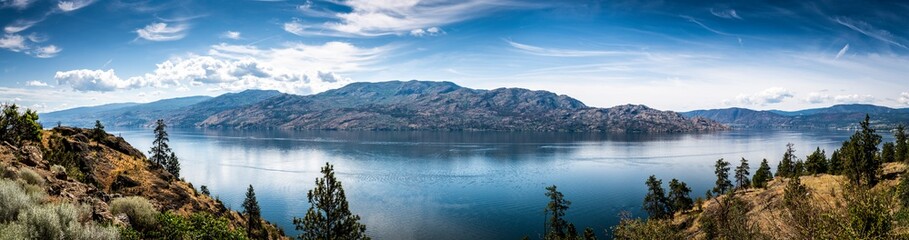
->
[0,179,43,222]
[110,196,159,230]
[15,203,118,240]
[17,168,44,186]
[611,214,682,240]
[150,211,248,240]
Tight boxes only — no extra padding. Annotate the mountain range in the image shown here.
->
[682,104,909,129]
[41,80,724,133]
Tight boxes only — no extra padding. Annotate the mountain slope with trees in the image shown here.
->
[683,104,909,129]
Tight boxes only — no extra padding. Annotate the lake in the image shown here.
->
[109,128,882,239]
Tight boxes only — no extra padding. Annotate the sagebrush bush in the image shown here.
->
[0,179,39,222]
[110,196,158,230]
[68,222,120,240]
[17,203,117,240]
[50,164,66,175]
[17,168,44,186]
[0,223,27,240]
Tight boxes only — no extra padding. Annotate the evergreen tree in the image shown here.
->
[149,119,171,167]
[0,104,41,143]
[804,147,827,174]
[643,175,670,219]
[544,185,572,238]
[896,125,908,162]
[667,179,693,214]
[293,163,369,240]
[777,143,796,178]
[752,159,773,188]
[243,185,263,239]
[734,158,750,190]
[829,149,843,174]
[166,152,181,178]
[199,185,210,196]
[882,142,895,163]
[92,120,106,141]
[712,158,732,195]
[842,115,883,186]
[583,227,596,240]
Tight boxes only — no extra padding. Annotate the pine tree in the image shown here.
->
[92,120,106,141]
[882,142,896,163]
[712,158,732,195]
[842,115,883,186]
[293,163,369,240]
[896,125,908,162]
[0,104,41,143]
[149,119,171,167]
[829,149,843,174]
[804,147,827,174]
[544,185,572,239]
[166,152,180,178]
[752,159,773,188]
[583,227,596,240]
[668,179,693,214]
[199,185,210,196]
[734,158,750,190]
[243,185,263,239]
[777,143,796,178]
[643,175,670,219]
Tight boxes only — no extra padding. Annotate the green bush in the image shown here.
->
[612,212,682,240]
[110,196,159,230]
[0,223,27,240]
[0,179,40,222]
[17,168,44,186]
[17,203,117,240]
[151,211,247,240]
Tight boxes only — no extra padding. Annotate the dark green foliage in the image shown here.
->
[42,134,86,182]
[92,120,106,141]
[667,179,692,214]
[843,185,892,239]
[783,176,808,208]
[734,158,750,190]
[544,185,572,238]
[293,163,369,240]
[0,104,42,144]
[698,193,766,240]
[200,185,210,196]
[804,147,827,174]
[712,158,732,195]
[149,119,181,178]
[752,159,773,189]
[643,176,670,219]
[842,115,883,186]
[582,227,596,240]
[151,211,248,239]
[899,172,909,208]
[896,125,908,162]
[882,142,896,163]
[243,185,263,239]
[777,143,797,178]
[829,150,843,174]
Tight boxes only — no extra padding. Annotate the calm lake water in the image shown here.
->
[110,128,882,239]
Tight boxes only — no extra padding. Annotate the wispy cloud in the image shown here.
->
[0,34,28,52]
[410,27,443,37]
[221,31,241,40]
[136,22,188,41]
[834,16,908,49]
[58,0,95,12]
[283,0,537,37]
[681,15,734,36]
[34,45,61,58]
[4,19,39,33]
[835,44,849,60]
[2,0,35,9]
[709,8,742,19]
[24,80,49,87]
[506,40,641,57]
[728,87,794,106]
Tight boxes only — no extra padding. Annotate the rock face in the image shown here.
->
[0,127,287,238]
[200,81,726,132]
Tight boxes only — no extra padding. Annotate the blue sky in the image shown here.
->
[1,0,908,112]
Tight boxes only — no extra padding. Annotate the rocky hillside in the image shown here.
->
[41,81,725,133]
[200,81,726,132]
[0,127,288,239]
[683,104,909,129]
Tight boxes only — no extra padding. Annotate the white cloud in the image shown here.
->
[24,80,49,87]
[804,92,832,104]
[834,16,907,49]
[34,45,61,58]
[284,0,531,37]
[833,94,875,104]
[55,41,386,94]
[0,34,27,52]
[900,92,909,106]
[3,0,34,9]
[730,87,793,106]
[58,0,95,12]
[26,32,46,42]
[221,31,241,39]
[136,22,188,41]
[4,19,38,34]
[835,44,849,60]
[54,69,147,92]
[709,8,741,19]
[506,40,640,57]
[409,26,443,37]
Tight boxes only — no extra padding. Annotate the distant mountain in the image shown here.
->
[683,104,909,129]
[41,81,724,133]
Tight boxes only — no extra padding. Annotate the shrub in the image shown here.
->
[612,212,682,240]
[17,203,117,240]
[110,196,158,230]
[0,179,39,222]
[69,222,120,240]
[17,168,44,186]
[0,223,27,240]
[151,211,248,240]
[50,165,66,175]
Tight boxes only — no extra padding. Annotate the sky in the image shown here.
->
[1,0,909,112]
